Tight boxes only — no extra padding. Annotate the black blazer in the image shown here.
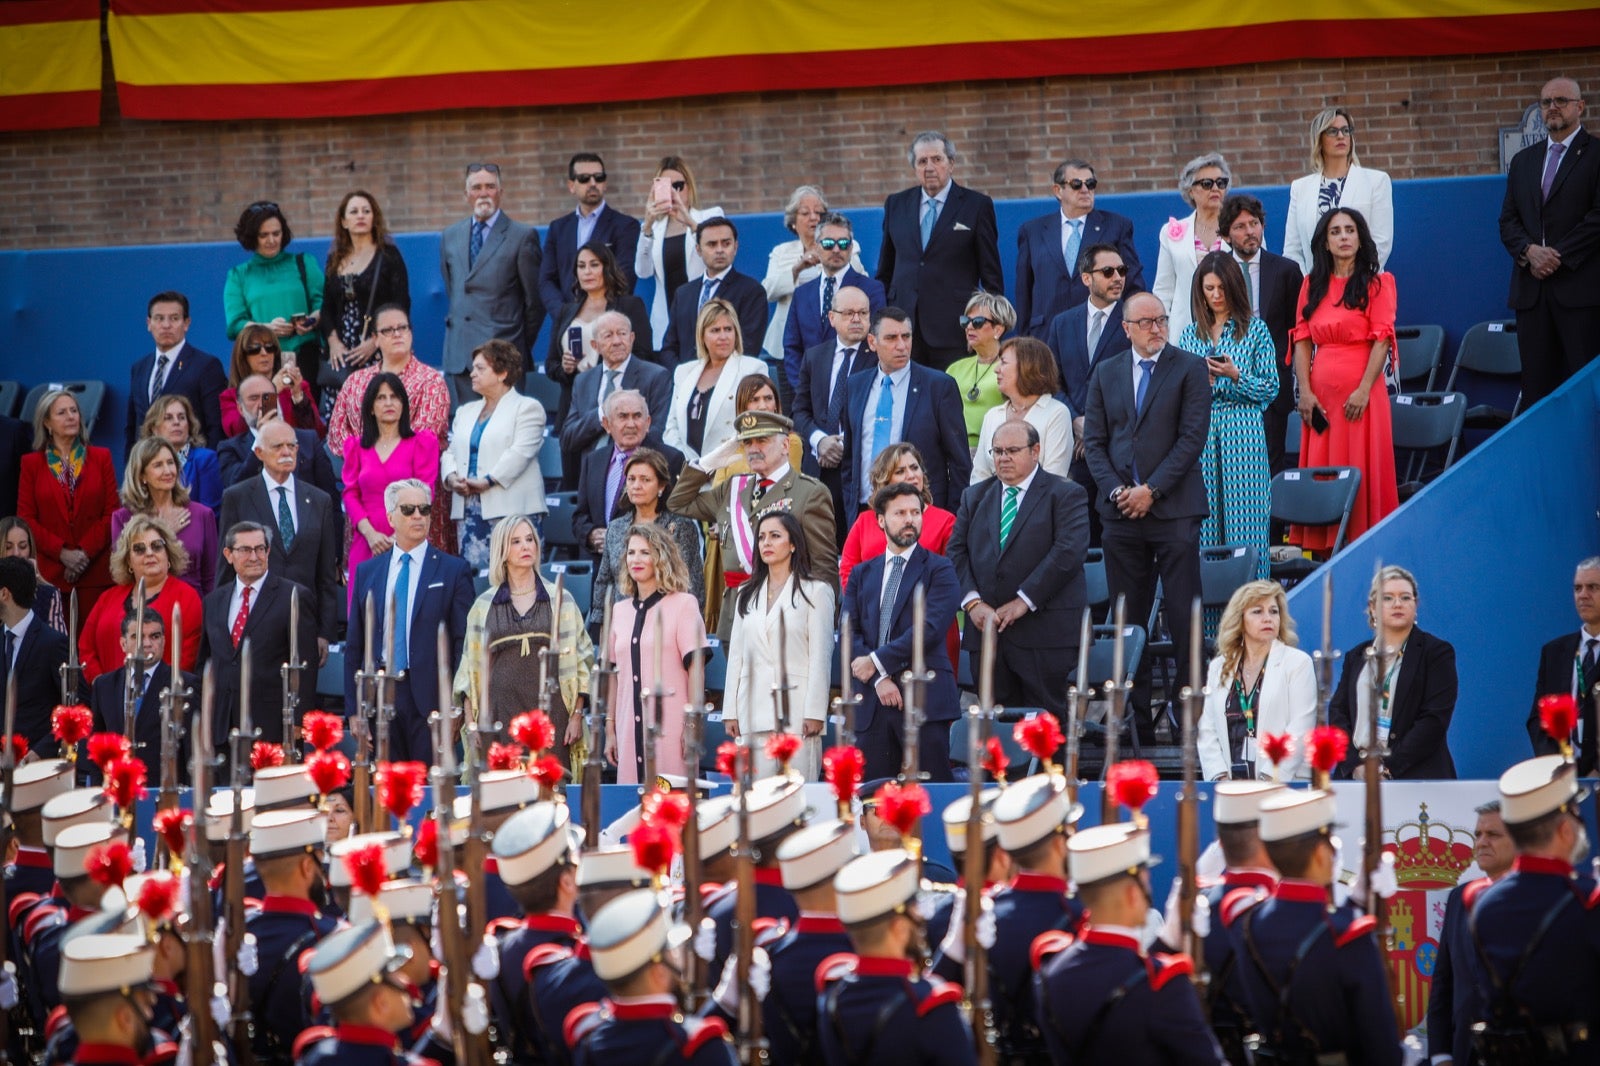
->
[1082,346,1211,522]
[559,355,674,459]
[7,618,68,753]
[571,431,685,551]
[1527,630,1599,774]
[217,427,340,504]
[840,363,972,513]
[126,343,228,453]
[89,662,196,780]
[1014,208,1146,338]
[1330,627,1458,779]
[946,470,1089,652]
[0,414,32,518]
[875,182,1004,351]
[1499,128,1600,310]
[793,340,875,450]
[839,545,962,731]
[537,207,643,316]
[1248,250,1305,417]
[659,269,769,364]
[1047,300,1128,418]
[199,572,317,745]
[781,268,886,387]
[344,546,475,717]
[216,476,341,641]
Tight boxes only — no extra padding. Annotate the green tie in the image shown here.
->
[1000,485,1019,545]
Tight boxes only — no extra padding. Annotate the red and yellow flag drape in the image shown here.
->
[1,0,102,131]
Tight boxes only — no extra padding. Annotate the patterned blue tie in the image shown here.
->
[392,552,411,672]
[275,486,296,551]
[698,275,721,310]
[469,220,486,267]
[879,554,906,648]
[821,276,835,322]
[1063,218,1083,275]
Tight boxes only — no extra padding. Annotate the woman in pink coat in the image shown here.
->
[341,372,440,604]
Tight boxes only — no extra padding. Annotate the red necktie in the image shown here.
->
[231,585,252,648]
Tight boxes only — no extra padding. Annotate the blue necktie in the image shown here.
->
[879,554,906,648]
[469,220,486,267]
[392,552,411,672]
[821,276,835,322]
[698,275,721,310]
[1063,218,1083,275]
[921,199,939,248]
[863,374,896,503]
[1134,358,1155,416]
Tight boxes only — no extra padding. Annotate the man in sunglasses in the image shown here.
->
[782,213,885,397]
[1015,160,1145,340]
[538,152,641,323]
[127,289,227,453]
[441,161,546,408]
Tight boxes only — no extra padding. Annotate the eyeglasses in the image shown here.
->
[989,445,1030,458]
[243,342,280,355]
[228,544,269,555]
[1087,266,1129,278]
[1126,315,1170,330]
[466,163,501,175]
[959,315,995,329]
[818,237,853,250]
[376,325,411,337]
[1322,125,1354,138]
[1541,96,1578,109]
[129,540,166,556]
[1381,593,1416,604]
[831,308,871,318]
[1058,178,1098,191]
[1191,177,1231,191]
[670,180,687,191]
[397,503,432,517]
[572,172,607,184]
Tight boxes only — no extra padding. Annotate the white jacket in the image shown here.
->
[1283,164,1394,274]
[1198,640,1318,782]
[663,355,771,463]
[724,575,835,734]
[635,205,725,349]
[440,388,546,520]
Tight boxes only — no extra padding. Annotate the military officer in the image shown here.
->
[457,769,541,923]
[296,921,435,1066]
[1202,780,1282,1064]
[328,831,413,918]
[6,759,74,897]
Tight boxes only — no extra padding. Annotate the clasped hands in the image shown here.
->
[1525,243,1561,280]
[967,598,1030,633]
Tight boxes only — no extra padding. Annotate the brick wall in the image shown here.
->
[1,47,1596,251]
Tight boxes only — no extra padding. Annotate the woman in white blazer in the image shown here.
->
[440,340,546,570]
[1284,108,1394,274]
[634,155,724,349]
[663,297,771,464]
[1198,579,1318,782]
[761,184,866,357]
[1153,152,1234,341]
[723,509,835,780]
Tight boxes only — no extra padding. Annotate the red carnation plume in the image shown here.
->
[642,791,691,832]
[1539,694,1579,744]
[876,781,931,838]
[307,751,351,796]
[509,711,555,755]
[301,711,344,753]
[136,873,181,924]
[630,822,678,878]
[377,761,428,821]
[1107,760,1159,812]
[823,746,865,808]
[103,756,149,810]
[1261,733,1295,769]
[715,741,741,779]
[153,808,191,857]
[413,818,439,870]
[764,733,802,772]
[87,733,132,772]
[1306,726,1350,773]
[981,736,1009,782]
[86,840,134,887]
[529,754,565,792]
[52,704,93,747]
[1015,713,1066,764]
[3,734,26,763]
[342,842,388,898]
[487,742,526,772]
[249,742,285,771]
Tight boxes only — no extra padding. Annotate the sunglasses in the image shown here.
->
[1059,178,1098,191]
[397,503,432,517]
[670,180,687,191]
[818,237,853,250]
[248,200,280,213]
[130,540,167,556]
[572,172,607,184]
[243,342,280,355]
[1192,177,1231,191]
[466,163,501,175]
[1087,266,1129,278]
[959,315,995,329]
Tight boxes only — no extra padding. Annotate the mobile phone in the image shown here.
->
[291,313,308,327]
[650,176,674,209]
[567,326,584,359]
[1310,407,1330,434]
[281,351,297,371]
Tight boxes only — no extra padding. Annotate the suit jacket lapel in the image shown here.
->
[1548,131,1591,201]
[999,479,1046,559]
[888,547,925,629]
[902,367,925,430]
[468,215,510,278]
[244,575,279,639]
[1133,352,1179,429]
[927,184,963,249]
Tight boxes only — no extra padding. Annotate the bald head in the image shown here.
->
[1541,77,1585,139]
[1121,292,1170,358]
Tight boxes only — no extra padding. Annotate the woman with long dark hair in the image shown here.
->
[320,190,411,402]
[341,371,440,596]
[1290,207,1399,549]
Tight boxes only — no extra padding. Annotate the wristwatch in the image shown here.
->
[1148,484,1163,501]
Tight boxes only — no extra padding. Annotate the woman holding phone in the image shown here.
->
[224,201,325,390]
[320,190,410,407]
[635,156,723,349]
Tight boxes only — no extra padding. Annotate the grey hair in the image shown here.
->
[224,520,273,551]
[908,131,957,165]
[384,478,431,512]
[962,291,1017,332]
[817,211,854,237]
[1177,152,1232,206]
[1052,159,1095,185]
[1578,556,1600,573]
[602,387,648,421]
[1475,799,1503,817]
[783,185,829,232]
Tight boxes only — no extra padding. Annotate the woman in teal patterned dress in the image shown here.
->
[1179,251,1277,631]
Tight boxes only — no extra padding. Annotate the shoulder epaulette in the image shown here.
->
[1335,914,1377,948]
[917,980,964,1017]
[44,1004,69,1041]
[297,944,319,974]
[1150,952,1195,991]
[680,1015,731,1057]
[814,952,858,992]
[486,916,522,937]
[1030,929,1076,970]
[22,901,66,941]
[291,1025,336,1060]
[146,1036,179,1066]
[751,916,786,947]
[8,891,42,927]
[522,942,576,980]
[563,1001,604,1050]
[1220,886,1267,928]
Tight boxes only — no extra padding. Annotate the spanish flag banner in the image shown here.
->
[0,0,102,131]
[108,0,1600,123]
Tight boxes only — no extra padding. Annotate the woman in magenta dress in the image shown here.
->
[341,371,441,602]
[605,522,707,785]
[1290,207,1399,551]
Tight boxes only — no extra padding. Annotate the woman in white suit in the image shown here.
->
[441,339,546,570]
[1198,579,1318,782]
[1284,107,1394,274]
[1153,152,1233,341]
[663,298,770,464]
[723,509,835,780]
[635,155,724,349]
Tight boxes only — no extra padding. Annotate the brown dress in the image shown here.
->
[486,585,571,767]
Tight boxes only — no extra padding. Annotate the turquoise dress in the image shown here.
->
[1179,316,1278,626]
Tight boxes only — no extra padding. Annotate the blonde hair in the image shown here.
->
[694,298,744,362]
[32,389,86,452]
[1308,107,1361,173]
[140,393,206,448]
[617,523,690,597]
[1216,580,1298,681]
[109,513,189,586]
[487,514,541,590]
[1365,565,1418,630]
[121,437,191,512]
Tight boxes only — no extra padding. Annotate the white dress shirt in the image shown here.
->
[261,470,299,536]
[810,337,860,452]
[1130,347,1165,396]
[2,610,34,673]
[1235,252,1262,316]
[148,340,187,398]
[870,542,920,679]
[961,465,1042,611]
[227,575,266,634]
[596,355,632,415]
[384,542,428,635]
[859,363,912,502]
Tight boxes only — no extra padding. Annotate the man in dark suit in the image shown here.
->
[659,217,768,364]
[127,291,227,453]
[839,482,961,781]
[841,308,972,514]
[781,214,886,397]
[345,478,475,763]
[947,420,1089,716]
[216,417,340,657]
[1427,801,1514,1066]
[1527,557,1600,774]
[217,374,340,502]
[0,557,69,753]
[1222,194,1304,474]
[89,606,194,780]
[572,389,684,558]
[558,311,672,468]
[538,153,641,317]
[200,521,317,750]
[0,414,31,518]
[1500,77,1600,407]
[1048,243,1131,546]
[1015,160,1146,339]
[793,286,878,542]
[1084,292,1211,733]
[875,132,1003,370]
[440,162,545,406]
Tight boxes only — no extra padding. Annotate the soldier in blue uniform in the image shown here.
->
[1033,822,1225,1065]
[1426,799,1513,1066]
[54,933,174,1066]
[933,771,1081,1064]
[702,776,806,987]
[563,890,735,1065]
[295,921,438,1066]
[348,878,437,1047]
[244,808,341,1065]
[1463,756,1600,1065]
[1225,788,1401,1066]
[203,787,264,905]
[328,831,413,920]
[459,770,542,924]
[860,779,959,883]
[924,787,1009,950]
[1198,781,1281,1065]
[7,760,74,898]
[817,848,977,1066]
[24,821,125,1015]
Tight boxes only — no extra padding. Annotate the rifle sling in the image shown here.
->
[1467,889,1575,1024]
[1239,908,1330,1056]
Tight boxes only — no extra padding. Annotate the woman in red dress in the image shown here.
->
[1290,207,1399,551]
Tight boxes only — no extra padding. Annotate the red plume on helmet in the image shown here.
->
[764,733,802,774]
[86,840,135,888]
[87,733,132,773]
[715,741,741,780]
[630,822,678,881]
[376,761,428,822]
[876,781,931,840]
[250,742,286,771]
[103,756,149,811]
[509,711,555,755]
[153,808,191,860]
[307,751,351,796]
[413,818,439,871]
[981,736,1010,783]
[1306,726,1350,775]
[301,711,345,753]
[342,843,388,899]
[51,705,93,754]
[528,754,565,793]
[823,746,865,815]
[1260,733,1295,771]
[1015,713,1065,770]
[1539,694,1579,759]
[487,742,525,771]
[642,791,691,833]
[136,873,181,925]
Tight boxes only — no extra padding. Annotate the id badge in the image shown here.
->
[1243,734,1259,763]
[1377,716,1392,748]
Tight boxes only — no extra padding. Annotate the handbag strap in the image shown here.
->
[294,253,314,311]
[360,248,384,338]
